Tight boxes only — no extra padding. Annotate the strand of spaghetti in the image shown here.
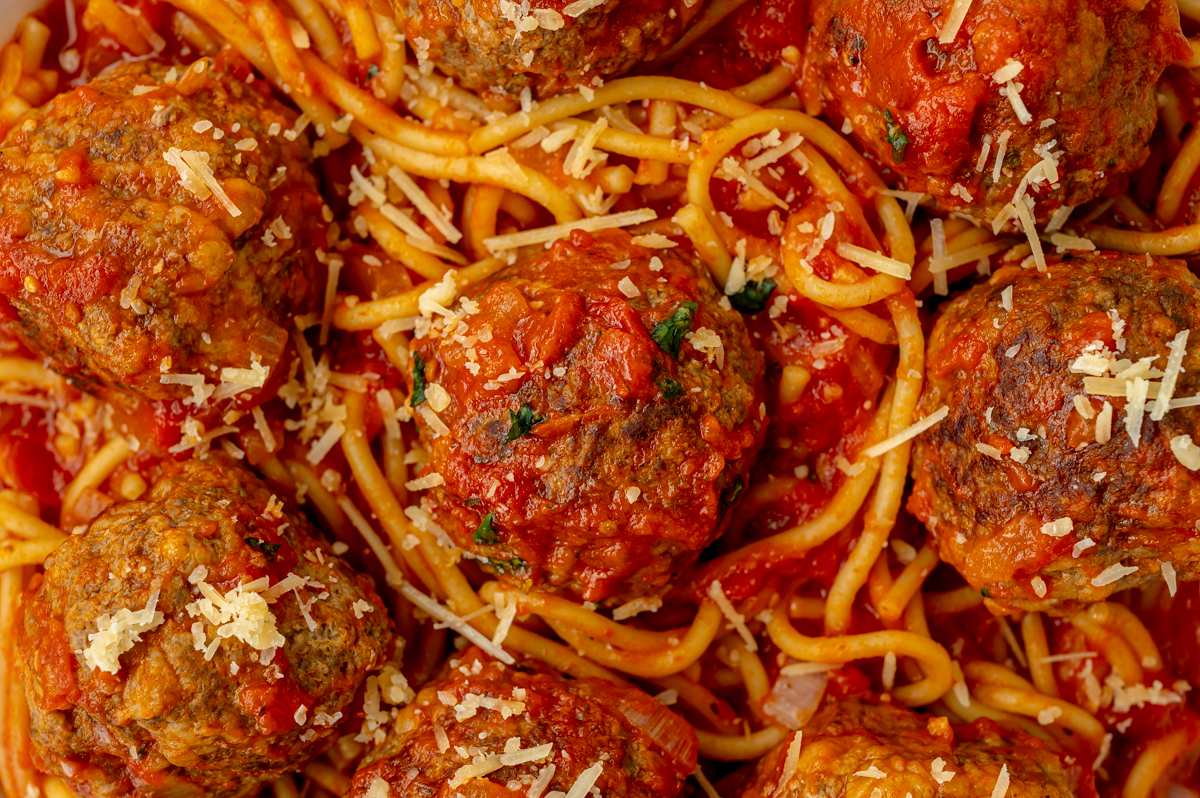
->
[936,690,1053,742]
[341,391,447,594]
[300,51,468,156]
[1112,194,1156,231]
[725,635,771,722]
[650,673,742,734]
[0,499,65,541]
[685,383,894,597]
[353,206,453,281]
[876,544,939,624]
[731,65,796,105]
[1075,602,1164,672]
[359,129,582,223]
[0,567,36,798]
[281,0,341,63]
[672,203,733,284]
[789,595,826,620]
[272,775,302,798]
[463,185,505,260]
[1020,612,1060,699]
[341,0,381,60]
[61,436,132,524]
[552,117,697,164]
[477,581,690,653]
[255,455,297,491]
[0,357,61,387]
[44,778,78,798]
[923,586,983,614]
[540,602,724,679]
[1069,611,1144,687]
[369,11,405,105]
[964,660,1036,690]
[0,535,63,573]
[470,76,760,154]
[694,725,788,762]
[282,458,351,538]
[1156,124,1200,226]
[372,325,412,372]
[900,591,935,685]
[334,256,505,331]
[971,685,1106,747]
[304,762,349,797]
[766,608,953,706]
[782,237,905,309]
[822,306,897,345]
[377,388,409,502]
[644,0,755,70]
[874,192,917,269]
[1124,730,1192,798]
[164,0,347,145]
[824,293,922,633]
[1080,223,1200,256]
[415,537,625,682]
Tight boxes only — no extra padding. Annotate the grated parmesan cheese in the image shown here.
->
[1040,518,1073,538]
[82,591,165,675]
[938,0,972,43]
[835,242,912,279]
[1171,434,1200,471]
[990,765,1010,798]
[861,405,949,459]
[1162,561,1178,597]
[707,580,756,652]
[1091,562,1138,588]
[1150,329,1189,421]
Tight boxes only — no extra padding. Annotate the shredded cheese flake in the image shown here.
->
[861,405,949,459]
[835,242,912,279]
[707,580,757,652]
[482,209,656,253]
[82,591,165,675]
[1091,562,1138,588]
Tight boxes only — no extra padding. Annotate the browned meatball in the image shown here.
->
[407,229,766,604]
[0,55,325,407]
[741,695,1091,798]
[804,0,1188,221]
[18,455,394,798]
[401,0,704,101]
[908,251,1200,615]
[346,647,697,798]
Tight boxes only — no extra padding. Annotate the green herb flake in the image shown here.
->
[980,587,991,598]
[488,556,527,574]
[505,405,546,443]
[729,279,777,314]
[472,513,498,545]
[650,301,698,359]
[411,353,427,407]
[367,64,380,79]
[245,537,283,561]
[658,377,684,399]
[721,477,744,508]
[883,110,910,165]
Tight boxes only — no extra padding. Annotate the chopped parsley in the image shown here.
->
[245,537,283,561]
[367,64,380,79]
[472,513,498,545]
[411,354,427,407]
[720,477,744,508]
[980,587,991,598]
[658,377,684,399]
[883,110,909,164]
[729,279,777,314]
[650,301,698,359]
[505,405,545,443]
[487,556,526,574]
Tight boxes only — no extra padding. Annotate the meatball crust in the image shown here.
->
[741,695,1091,798]
[0,56,325,405]
[804,0,1188,221]
[908,252,1200,614]
[346,647,697,798]
[401,0,704,101]
[409,229,766,604]
[18,455,393,798]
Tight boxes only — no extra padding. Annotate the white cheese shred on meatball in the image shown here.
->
[82,590,166,675]
[707,580,757,652]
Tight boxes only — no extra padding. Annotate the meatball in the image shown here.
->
[408,229,766,604]
[908,251,1200,615]
[346,646,697,798]
[17,455,394,798]
[0,56,325,406]
[401,0,704,101]
[741,695,1090,798]
[804,0,1188,221]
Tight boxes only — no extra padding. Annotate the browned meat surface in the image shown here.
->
[18,455,393,798]
[408,229,766,604]
[804,0,1188,222]
[909,251,1200,614]
[0,55,326,407]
